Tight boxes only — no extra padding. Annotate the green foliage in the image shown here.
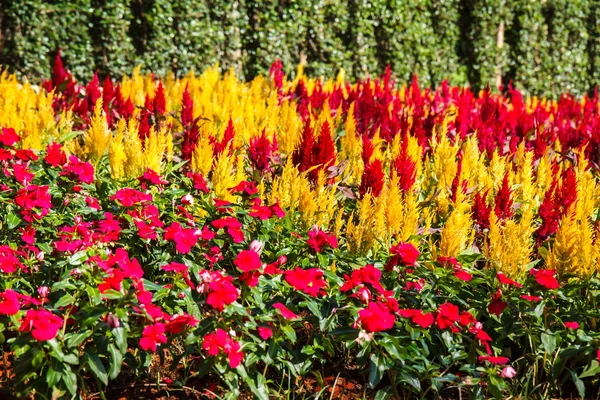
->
[1,0,599,96]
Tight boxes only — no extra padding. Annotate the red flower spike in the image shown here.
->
[494,172,514,220]
[360,159,385,197]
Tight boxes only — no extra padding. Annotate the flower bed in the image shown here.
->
[1,56,600,398]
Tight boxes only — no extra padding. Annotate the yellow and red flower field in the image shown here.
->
[1,55,600,398]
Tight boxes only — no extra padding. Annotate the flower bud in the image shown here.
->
[37,286,49,298]
[277,255,287,266]
[181,194,194,205]
[36,251,45,262]
[249,240,264,254]
[106,313,120,328]
[500,366,516,379]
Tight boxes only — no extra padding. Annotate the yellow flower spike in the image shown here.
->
[84,99,111,164]
[109,120,127,179]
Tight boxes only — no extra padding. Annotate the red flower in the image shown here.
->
[211,217,244,243]
[273,303,298,319]
[164,314,198,334]
[435,302,460,330]
[284,267,327,297]
[386,242,420,271]
[530,268,560,289]
[0,289,20,315]
[234,250,263,273]
[307,227,337,252]
[564,322,580,330]
[44,142,66,167]
[488,289,507,316]
[497,272,523,288]
[207,273,239,311]
[454,267,472,282]
[19,309,63,341]
[520,294,542,302]
[478,355,509,365]
[140,323,168,351]
[164,222,198,254]
[257,326,273,340]
[61,155,95,184]
[249,204,272,220]
[0,127,20,147]
[399,309,434,328]
[111,188,152,207]
[202,328,244,368]
[358,301,396,332]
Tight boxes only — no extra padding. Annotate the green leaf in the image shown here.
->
[400,371,421,390]
[281,325,296,343]
[68,250,89,265]
[569,369,585,399]
[85,286,102,306]
[6,212,21,229]
[108,343,122,380]
[66,330,94,349]
[84,351,108,385]
[62,368,78,395]
[46,363,62,387]
[369,353,388,388]
[579,360,600,378]
[374,386,395,400]
[541,332,557,354]
[113,327,127,354]
[54,293,75,308]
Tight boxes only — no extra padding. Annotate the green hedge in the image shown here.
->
[0,0,597,97]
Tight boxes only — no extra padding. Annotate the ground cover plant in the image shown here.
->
[1,55,600,399]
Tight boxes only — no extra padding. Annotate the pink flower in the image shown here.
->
[358,301,396,332]
[19,309,63,341]
[500,366,517,379]
[564,321,580,330]
[234,250,262,272]
[140,323,168,351]
[0,289,21,315]
[273,303,298,319]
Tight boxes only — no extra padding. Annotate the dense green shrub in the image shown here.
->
[0,0,598,96]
